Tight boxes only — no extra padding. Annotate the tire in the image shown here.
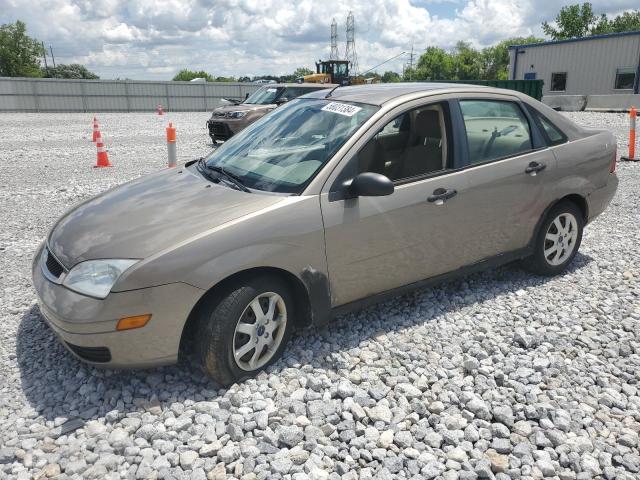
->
[523,200,584,276]
[194,275,293,385]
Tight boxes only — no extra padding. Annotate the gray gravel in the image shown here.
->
[0,111,639,480]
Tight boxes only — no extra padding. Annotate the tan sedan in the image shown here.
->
[33,84,618,385]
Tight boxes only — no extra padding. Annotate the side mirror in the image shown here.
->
[275,97,289,105]
[343,172,394,199]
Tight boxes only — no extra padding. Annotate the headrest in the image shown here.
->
[414,110,441,137]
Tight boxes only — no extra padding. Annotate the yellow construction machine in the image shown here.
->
[298,60,376,86]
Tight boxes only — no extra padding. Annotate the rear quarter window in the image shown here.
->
[525,105,568,146]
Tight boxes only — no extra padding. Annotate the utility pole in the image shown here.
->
[41,42,49,74]
[409,42,414,81]
[49,46,56,69]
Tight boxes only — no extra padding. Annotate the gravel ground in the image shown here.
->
[0,111,638,480]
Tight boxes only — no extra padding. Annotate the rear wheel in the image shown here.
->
[194,276,293,385]
[523,201,583,276]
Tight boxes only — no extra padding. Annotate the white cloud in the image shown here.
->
[1,0,638,79]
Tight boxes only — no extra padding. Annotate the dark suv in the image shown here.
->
[206,83,333,143]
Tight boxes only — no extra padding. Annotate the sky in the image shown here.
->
[1,0,638,80]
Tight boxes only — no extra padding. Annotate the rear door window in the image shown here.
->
[459,100,533,165]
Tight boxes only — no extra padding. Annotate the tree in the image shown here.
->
[172,69,214,82]
[381,70,401,83]
[542,2,608,40]
[45,63,99,79]
[293,67,313,78]
[412,46,455,81]
[453,42,483,80]
[481,37,543,80]
[608,10,640,33]
[279,67,314,82]
[362,71,381,82]
[0,20,45,77]
[541,3,640,39]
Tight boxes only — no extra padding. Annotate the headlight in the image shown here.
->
[63,259,138,299]
[227,111,247,118]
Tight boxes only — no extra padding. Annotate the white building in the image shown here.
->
[508,31,640,111]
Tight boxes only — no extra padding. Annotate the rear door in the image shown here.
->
[452,96,557,262]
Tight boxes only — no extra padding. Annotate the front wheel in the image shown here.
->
[523,201,584,276]
[194,276,293,385]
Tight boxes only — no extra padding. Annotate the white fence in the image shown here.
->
[0,77,260,112]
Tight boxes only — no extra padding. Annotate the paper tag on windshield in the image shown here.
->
[266,88,277,92]
[321,102,362,117]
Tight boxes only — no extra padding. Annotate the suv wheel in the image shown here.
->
[524,201,584,276]
[195,276,293,385]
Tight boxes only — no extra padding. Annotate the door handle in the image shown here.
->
[427,188,457,205]
[525,161,546,176]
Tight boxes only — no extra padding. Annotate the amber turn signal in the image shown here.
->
[116,314,152,331]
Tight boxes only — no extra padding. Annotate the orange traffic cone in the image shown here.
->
[92,117,100,142]
[94,132,112,168]
[157,104,164,116]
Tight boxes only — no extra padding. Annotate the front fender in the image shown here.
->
[113,196,330,322]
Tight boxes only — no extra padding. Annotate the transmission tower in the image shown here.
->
[344,11,358,75]
[330,18,339,60]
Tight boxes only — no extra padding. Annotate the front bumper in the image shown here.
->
[32,244,205,368]
[207,119,236,141]
[206,115,250,141]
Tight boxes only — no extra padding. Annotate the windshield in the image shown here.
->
[244,86,284,105]
[205,98,378,193]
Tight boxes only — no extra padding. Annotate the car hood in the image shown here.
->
[212,103,273,115]
[48,166,284,268]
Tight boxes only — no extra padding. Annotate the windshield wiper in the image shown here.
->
[196,158,220,184]
[198,158,251,193]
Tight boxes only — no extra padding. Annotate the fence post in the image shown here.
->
[165,83,171,112]
[31,79,40,113]
[80,80,87,113]
[124,81,131,113]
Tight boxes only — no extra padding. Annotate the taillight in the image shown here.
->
[610,148,617,173]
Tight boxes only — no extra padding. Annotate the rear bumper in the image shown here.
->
[32,243,205,368]
[587,175,618,223]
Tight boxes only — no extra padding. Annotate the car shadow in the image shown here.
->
[16,253,593,422]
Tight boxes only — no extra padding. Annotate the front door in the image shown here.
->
[321,100,472,306]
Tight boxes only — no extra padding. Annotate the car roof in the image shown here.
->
[258,83,336,89]
[300,82,511,106]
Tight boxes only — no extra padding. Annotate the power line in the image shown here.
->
[360,52,407,76]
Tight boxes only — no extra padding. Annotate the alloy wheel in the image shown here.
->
[544,212,578,266]
[232,292,287,371]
